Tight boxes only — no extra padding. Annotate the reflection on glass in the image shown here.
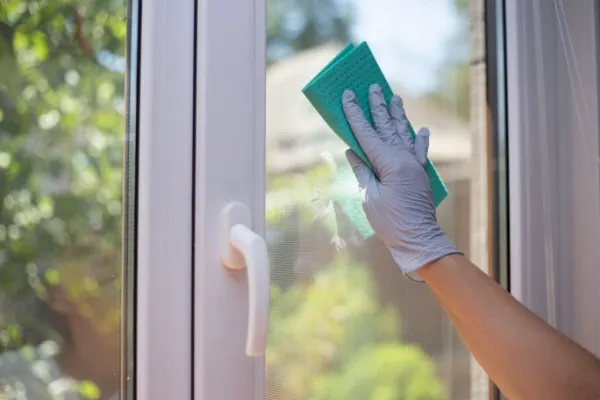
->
[0,1,132,399]
[266,0,487,399]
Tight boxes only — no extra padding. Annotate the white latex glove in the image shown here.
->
[342,83,462,279]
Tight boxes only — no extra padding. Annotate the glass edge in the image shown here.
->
[486,0,510,399]
[121,0,141,397]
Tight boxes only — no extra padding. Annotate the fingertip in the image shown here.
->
[345,149,368,172]
[369,83,382,94]
[369,84,386,105]
[415,127,430,166]
[390,94,403,107]
[389,94,407,122]
[345,149,374,185]
[368,83,395,137]
[342,89,355,102]
[345,148,360,165]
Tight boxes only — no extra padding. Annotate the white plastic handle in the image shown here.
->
[220,202,270,357]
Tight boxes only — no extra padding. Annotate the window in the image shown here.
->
[5,0,599,399]
[0,0,195,398]
[264,0,493,398]
[0,1,135,398]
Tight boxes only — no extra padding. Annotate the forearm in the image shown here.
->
[419,254,600,400]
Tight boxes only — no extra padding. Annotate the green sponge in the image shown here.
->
[302,41,448,208]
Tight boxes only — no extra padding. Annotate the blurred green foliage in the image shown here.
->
[0,0,126,348]
[267,254,447,400]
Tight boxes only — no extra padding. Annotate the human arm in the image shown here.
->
[421,254,600,400]
[342,83,600,400]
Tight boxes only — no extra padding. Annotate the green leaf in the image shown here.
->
[79,380,101,399]
[44,268,59,285]
[12,30,27,50]
[31,31,48,61]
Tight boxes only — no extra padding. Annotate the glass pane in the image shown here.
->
[0,0,136,399]
[265,0,489,399]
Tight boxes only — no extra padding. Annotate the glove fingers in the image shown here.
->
[342,90,382,165]
[388,95,414,149]
[368,84,396,143]
[345,148,375,189]
[414,127,430,166]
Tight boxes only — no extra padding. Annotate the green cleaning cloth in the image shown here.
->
[302,41,448,238]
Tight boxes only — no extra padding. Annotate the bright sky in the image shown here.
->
[352,0,461,94]
[101,0,461,96]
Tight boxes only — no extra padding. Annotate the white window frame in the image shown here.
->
[193,0,266,398]
[191,0,505,399]
[506,0,600,356]
[136,0,196,398]
[133,0,600,397]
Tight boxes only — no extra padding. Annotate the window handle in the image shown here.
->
[220,202,270,357]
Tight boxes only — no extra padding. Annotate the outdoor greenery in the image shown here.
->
[266,254,447,400]
[0,0,126,350]
[0,0,469,398]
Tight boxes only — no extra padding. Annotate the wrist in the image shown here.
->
[388,228,463,277]
[419,253,464,278]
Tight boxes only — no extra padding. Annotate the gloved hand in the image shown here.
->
[342,83,462,279]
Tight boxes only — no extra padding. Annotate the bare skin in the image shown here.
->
[420,254,600,400]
